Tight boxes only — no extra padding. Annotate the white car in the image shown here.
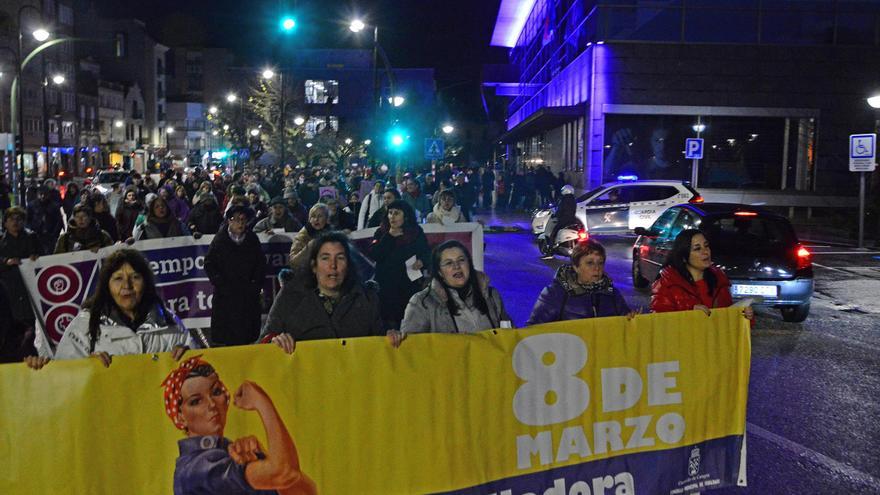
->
[90,170,130,196]
[531,180,703,236]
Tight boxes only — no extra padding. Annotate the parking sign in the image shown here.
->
[849,134,877,172]
[685,138,704,160]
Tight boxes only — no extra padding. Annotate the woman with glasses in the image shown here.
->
[526,239,631,325]
[393,240,511,341]
[205,204,266,346]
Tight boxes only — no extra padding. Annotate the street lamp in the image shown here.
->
[222,124,230,131]
[442,124,454,134]
[167,127,175,134]
[261,68,275,80]
[226,92,237,103]
[32,28,50,42]
[208,105,218,115]
[281,17,296,32]
[212,130,219,136]
[390,95,405,107]
[249,129,260,137]
[867,94,880,109]
[349,19,366,33]
[114,120,123,128]
[305,142,313,148]
[344,138,353,145]
[51,74,65,85]
[293,116,305,126]
[364,139,372,145]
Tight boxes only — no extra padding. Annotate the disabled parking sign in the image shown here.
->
[849,134,876,172]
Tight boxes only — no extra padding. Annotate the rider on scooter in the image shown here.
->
[542,185,580,259]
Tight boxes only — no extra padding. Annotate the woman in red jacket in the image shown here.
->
[651,229,754,321]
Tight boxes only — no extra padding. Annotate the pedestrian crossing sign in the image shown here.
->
[425,138,444,160]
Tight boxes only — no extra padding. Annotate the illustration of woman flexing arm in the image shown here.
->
[162,356,317,495]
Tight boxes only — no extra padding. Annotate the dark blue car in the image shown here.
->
[632,203,813,322]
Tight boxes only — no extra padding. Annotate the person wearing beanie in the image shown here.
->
[54,204,113,254]
[253,197,302,234]
[283,187,308,226]
[205,203,266,346]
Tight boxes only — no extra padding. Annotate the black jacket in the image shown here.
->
[205,227,266,345]
[368,226,431,329]
[260,280,383,342]
[0,229,41,322]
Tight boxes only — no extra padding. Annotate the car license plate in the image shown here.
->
[732,284,777,297]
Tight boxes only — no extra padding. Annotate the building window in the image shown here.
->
[62,92,75,112]
[304,116,338,138]
[115,33,127,58]
[304,80,339,104]
[62,121,74,137]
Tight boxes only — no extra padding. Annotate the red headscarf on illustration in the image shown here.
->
[161,355,227,430]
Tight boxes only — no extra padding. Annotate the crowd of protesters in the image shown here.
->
[0,161,753,367]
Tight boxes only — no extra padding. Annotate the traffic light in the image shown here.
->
[387,127,408,150]
[280,16,296,32]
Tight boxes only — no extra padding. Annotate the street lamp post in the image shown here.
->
[262,68,287,168]
[350,20,398,110]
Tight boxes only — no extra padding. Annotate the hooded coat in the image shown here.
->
[133,197,191,241]
[527,265,630,326]
[650,265,733,313]
[425,202,466,225]
[401,272,511,334]
[54,218,114,254]
[115,188,142,240]
[186,195,224,235]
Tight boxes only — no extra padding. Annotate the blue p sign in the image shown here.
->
[685,138,704,160]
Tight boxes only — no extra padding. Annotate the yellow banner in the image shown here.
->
[0,308,750,494]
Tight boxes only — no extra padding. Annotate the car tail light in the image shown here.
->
[57,170,66,178]
[795,244,811,271]
[734,211,757,216]
[85,167,93,174]
[577,231,589,241]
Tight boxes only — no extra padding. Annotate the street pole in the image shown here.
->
[691,116,702,187]
[859,171,866,248]
[372,26,379,110]
[279,71,285,168]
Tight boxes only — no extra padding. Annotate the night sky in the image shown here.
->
[93,0,510,119]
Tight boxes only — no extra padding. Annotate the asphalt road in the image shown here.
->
[479,217,880,495]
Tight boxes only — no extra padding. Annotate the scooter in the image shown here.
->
[538,222,588,258]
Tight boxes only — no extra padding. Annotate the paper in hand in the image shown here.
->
[405,255,422,281]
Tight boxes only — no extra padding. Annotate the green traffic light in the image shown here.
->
[392,134,404,147]
[281,17,296,31]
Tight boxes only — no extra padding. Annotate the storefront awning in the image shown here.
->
[498,104,585,144]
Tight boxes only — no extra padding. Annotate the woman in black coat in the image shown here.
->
[368,199,431,330]
[204,204,266,346]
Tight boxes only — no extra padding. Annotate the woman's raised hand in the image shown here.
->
[742,306,755,321]
[233,380,270,411]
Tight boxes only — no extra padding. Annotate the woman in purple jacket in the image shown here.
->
[527,239,631,326]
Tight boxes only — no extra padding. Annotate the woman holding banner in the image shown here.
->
[261,232,383,352]
[526,239,632,325]
[25,249,205,368]
[651,229,754,321]
[395,240,510,340]
[162,356,317,495]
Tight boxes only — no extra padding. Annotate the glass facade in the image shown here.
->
[509,0,880,117]
[602,114,815,190]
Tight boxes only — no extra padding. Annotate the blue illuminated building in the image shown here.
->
[487,0,880,201]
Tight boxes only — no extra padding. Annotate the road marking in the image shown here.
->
[747,422,880,490]
[812,262,849,273]
[811,251,880,255]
